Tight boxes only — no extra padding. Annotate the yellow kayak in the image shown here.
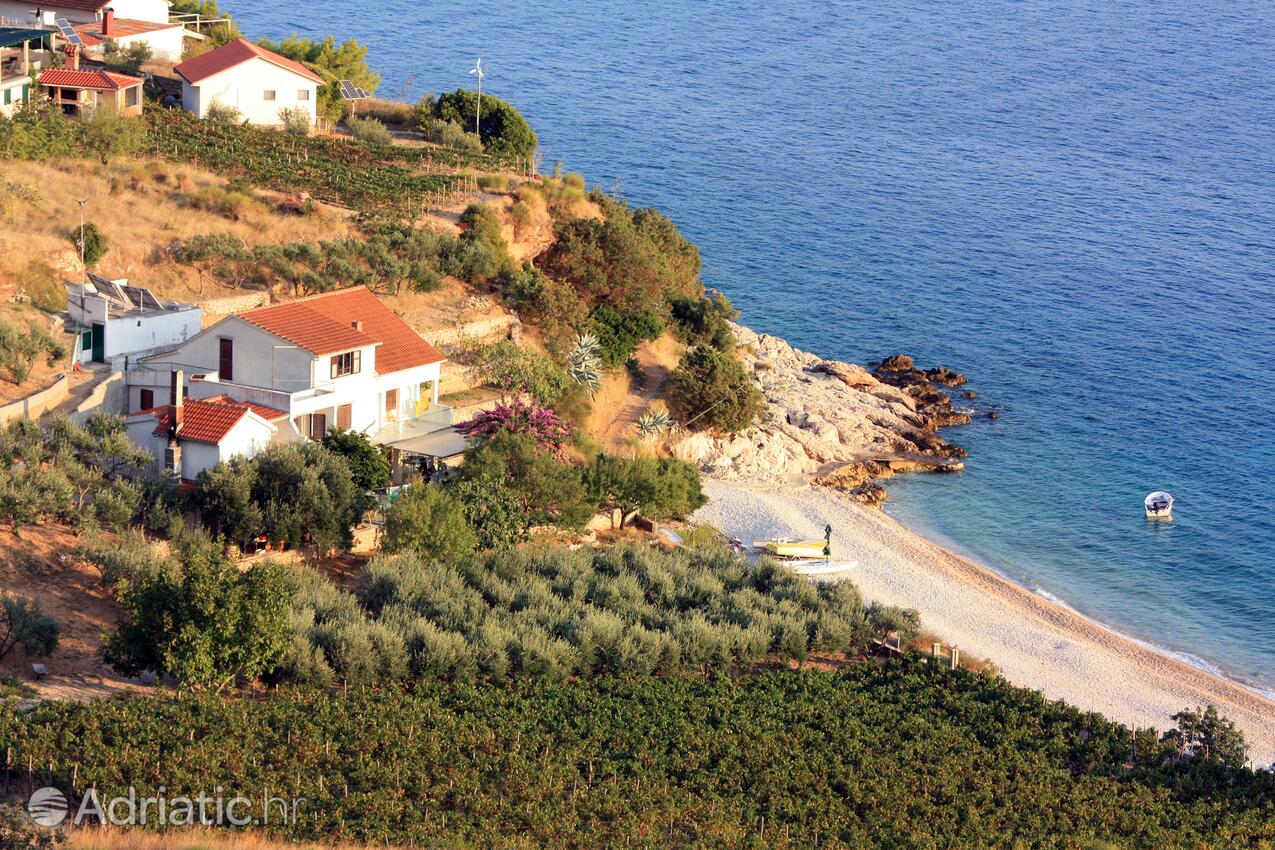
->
[751,538,829,559]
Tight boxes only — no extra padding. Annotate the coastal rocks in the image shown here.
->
[671,325,973,500]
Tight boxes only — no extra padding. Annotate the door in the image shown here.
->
[337,403,352,431]
[90,323,105,363]
[139,389,154,411]
[309,413,327,441]
[218,338,233,381]
[385,389,398,422]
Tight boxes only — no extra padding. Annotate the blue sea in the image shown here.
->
[236,0,1275,694]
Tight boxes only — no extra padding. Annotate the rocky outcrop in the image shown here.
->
[671,326,973,505]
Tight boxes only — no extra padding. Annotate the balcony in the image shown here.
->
[370,404,454,446]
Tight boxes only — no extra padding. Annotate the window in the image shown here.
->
[125,86,139,107]
[297,89,310,101]
[309,412,327,440]
[218,338,233,382]
[330,350,360,378]
[139,389,153,411]
[3,89,10,106]
[263,90,276,101]
[337,403,351,430]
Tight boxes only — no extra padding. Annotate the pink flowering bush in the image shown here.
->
[456,392,571,451]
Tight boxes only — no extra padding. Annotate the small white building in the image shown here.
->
[0,0,170,26]
[173,38,323,127]
[73,8,186,62]
[66,275,201,368]
[127,287,454,480]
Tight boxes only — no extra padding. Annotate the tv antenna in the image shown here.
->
[468,57,484,137]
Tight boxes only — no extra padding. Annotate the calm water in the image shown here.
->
[237,1,1275,692]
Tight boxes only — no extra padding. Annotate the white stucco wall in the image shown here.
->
[184,57,318,126]
[101,25,185,61]
[104,307,201,360]
[0,0,168,25]
[124,409,276,480]
[149,316,315,389]
[0,77,30,117]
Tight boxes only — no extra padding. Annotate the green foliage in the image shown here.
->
[416,114,483,153]
[76,527,166,588]
[0,414,150,529]
[0,595,59,661]
[0,317,63,384]
[670,290,738,350]
[430,89,538,160]
[169,0,239,46]
[21,260,66,312]
[382,485,478,561]
[462,431,594,529]
[345,115,394,145]
[666,344,764,433]
[1163,705,1249,768]
[567,332,602,395]
[203,99,242,124]
[503,262,546,312]
[257,34,380,122]
[450,477,530,549]
[467,340,572,406]
[102,534,294,692]
[322,427,390,497]
[582,455,705,519]
[635,406,672,439]
[76,221,107,266]
[590,304,663,366]
[0,802,63,850]
[514,276,588,360]
[81,107,145,165]
[196,443,361,552]
[277,106,312,136]
[102,40,151,75]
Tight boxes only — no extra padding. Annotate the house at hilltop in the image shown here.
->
[125,287,458,482]
[72,7,188,61]
[173,38,323,128]
[65,275,202,367]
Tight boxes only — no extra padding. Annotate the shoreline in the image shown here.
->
[693,479,1275,767]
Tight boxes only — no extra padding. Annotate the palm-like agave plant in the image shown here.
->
[569,332,602,395]
[636,407,672,439]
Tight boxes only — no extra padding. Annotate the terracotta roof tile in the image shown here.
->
[238,287,444,375]
[73,18,181,48]
[38,68,142,90]
[173,38,325,85]
[128,397,285,444]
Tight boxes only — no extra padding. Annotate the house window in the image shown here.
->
[297,89,310,101]
[263,90,277,101]
[337,403,351,430]
[330,350,360,378]
[3,89,10,106]
[125,86,139,108]
[139,388,153,410]
[218,338,233,381]
[309,412,327,440]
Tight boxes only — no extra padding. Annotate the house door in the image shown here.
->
[385,389,398,421]
[337,403,352,430]
[90,323,105,362]
[218,338,233,381]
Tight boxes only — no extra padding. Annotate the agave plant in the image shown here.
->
[569,332,602,396]
[636,407,673,439]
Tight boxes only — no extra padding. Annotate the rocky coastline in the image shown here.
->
[672,325,978,506]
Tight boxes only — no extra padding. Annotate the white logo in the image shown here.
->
[28,786,68,827]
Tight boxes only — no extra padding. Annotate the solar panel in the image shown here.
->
[338,80,369,100]
[54,17,83,46]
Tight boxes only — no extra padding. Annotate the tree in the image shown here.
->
[322,428,390,492]
[462,431,595,529]
[278,106,312,136]
[0,318,64,384]
[102,534,294,692]
[103,40,151,75]
[451,478,529,549]
[590,304,663,366]
[76,221,107,267]
[382,485,477,561]
[0,595,59,662]
[81,107,144,165]
[196,456,262,551]
[666,344,763,433]
[1162,705,1249,768]
[430,89,538,160]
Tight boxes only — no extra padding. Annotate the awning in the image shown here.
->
[0,28,51,49]
[386,427,466,459]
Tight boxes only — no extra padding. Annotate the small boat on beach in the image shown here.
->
[751,538,830,559]
[784,559,859,576]
[1144,491,1174,519]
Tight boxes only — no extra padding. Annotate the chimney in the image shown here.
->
[102,7,114,37]
[69,46,79,70]
[169,370,184,436]
[351,320,363,331]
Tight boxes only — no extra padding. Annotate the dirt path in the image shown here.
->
[597,336,682,453]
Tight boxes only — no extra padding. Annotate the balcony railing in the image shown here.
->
[370,404,454,445]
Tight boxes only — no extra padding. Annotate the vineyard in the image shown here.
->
[143,111,524,213]
[3,660,1273,849]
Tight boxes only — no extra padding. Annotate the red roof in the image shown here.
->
[128,397,285,445]
[43,0,110,11]
[73,18,181,48]
[238,288,444,375]
[173,39,326,85]
[38,68,142,91]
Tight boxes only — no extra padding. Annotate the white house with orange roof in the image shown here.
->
[0,0,169,27]
[126,287,455,480]
[173,38,324,127]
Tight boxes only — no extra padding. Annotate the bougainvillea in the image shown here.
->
[456,392,571,451]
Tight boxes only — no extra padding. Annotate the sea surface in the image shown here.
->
[236,0,1275,694]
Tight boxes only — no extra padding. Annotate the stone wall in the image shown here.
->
[0,374,69,425]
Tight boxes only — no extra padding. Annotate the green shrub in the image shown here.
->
[509,199,533,239]
[430,89,538,160]
[103,40,151,75]
[468,341,572,406]
[0,595,59,661]
[345,115,395,145]
[590,304,663,366]
[462,431,594,529]
[670,290,738,350]
[0,318,64,384]
[204,99,242,124]
[503,261,546,312]
[382,485,478,561]
[476,174,509,191]
[418,117,483,153]
[666,344,764,433]
[582,455,705,519]
[278,106,312,136]
[76,221,107,266]
[451,477,530,549]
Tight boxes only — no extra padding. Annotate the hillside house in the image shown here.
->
[0,0,170,27]
[127,287,456,481]
[39,65,143,116]
[73,8,186,61]
[66,275,202,367]
[0,27,52,115]
[173,38,322,127]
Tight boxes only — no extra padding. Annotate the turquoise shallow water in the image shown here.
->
[235,0,1275,693]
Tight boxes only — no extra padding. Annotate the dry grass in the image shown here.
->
[67,826,409,850]
[0,159,354,305]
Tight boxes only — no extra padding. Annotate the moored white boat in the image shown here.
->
[751,538,830,559]
[1144,491,1174,519]
[784,559,859,576]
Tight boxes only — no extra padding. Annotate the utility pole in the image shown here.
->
[71,198,88,369]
